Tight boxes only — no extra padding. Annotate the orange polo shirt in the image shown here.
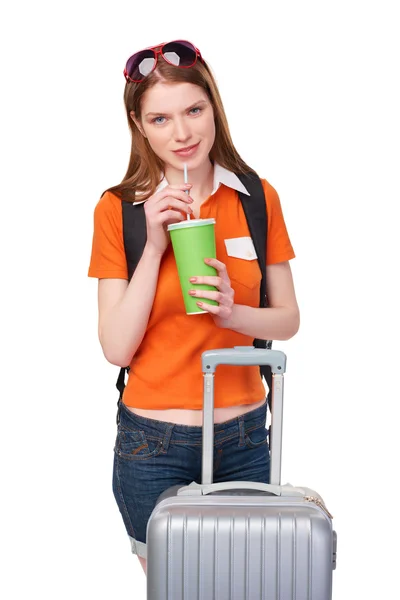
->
[88,168,295,409]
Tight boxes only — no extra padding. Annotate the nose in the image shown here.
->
[173,117,192,144]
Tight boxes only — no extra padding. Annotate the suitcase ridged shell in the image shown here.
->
[147,501,333,599]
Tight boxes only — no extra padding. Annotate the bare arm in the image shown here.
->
[98,246,162,366]
[194,259,300,340]
[227,261,300,340]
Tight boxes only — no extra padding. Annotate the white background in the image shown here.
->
[1,0,399,598]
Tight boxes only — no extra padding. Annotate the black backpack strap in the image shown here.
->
[116,366,130,424]
[236,172,273,410]
[122,200,147,282]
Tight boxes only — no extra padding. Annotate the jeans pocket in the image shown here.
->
[244,424,269,449]
[115,425,163,461]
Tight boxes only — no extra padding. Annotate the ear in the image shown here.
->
[130,110,147,137]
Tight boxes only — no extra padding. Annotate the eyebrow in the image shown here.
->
[145,99,208,118]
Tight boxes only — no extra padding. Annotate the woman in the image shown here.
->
[88,40,300,575]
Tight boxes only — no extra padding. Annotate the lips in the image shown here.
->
[173,142,200,155]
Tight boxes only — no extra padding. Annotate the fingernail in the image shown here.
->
[184,183,192,188]
[189,277,197,283]
[188,197,194,203]
[188,290,196,296]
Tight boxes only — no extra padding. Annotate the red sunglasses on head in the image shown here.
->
[123,40,203,83]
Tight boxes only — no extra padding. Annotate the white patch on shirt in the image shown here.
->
[224,237,258,260]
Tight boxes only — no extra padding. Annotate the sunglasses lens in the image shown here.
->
[161,40,197,67]
[126,50,156,80]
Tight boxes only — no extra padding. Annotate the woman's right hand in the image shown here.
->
[144,184,194,255]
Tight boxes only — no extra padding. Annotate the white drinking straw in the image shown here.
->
[183,163,190,220]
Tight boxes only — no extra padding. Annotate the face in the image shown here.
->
[132,81,216,175]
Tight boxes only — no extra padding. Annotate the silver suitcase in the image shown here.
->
[147,347,337,599]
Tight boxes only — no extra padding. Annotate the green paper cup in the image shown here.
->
[168,218,218,315]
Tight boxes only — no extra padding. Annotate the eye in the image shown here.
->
[152,116,166,124]
[189,107,201,115]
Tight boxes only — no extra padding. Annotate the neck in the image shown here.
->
[164,159,214,201]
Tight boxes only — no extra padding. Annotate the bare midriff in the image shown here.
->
[127,397,266,426]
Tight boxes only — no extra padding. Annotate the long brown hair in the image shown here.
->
[106,50,255,202]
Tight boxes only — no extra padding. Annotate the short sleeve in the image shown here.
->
[261,179,296,265]
[87,191,128,279]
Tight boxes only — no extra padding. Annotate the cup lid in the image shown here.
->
[167,218,216,231]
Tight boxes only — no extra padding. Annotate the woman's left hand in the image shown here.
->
[188,258,235,327]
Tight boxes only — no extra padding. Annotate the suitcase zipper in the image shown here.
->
[304,495,333,519]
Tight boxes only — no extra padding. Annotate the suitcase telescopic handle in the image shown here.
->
[200,346,286,488]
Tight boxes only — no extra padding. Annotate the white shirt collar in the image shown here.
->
[155,162,250,196]
[212,163,250,196]
[132,163,250,204]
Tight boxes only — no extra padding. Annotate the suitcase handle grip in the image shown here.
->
[177,481,305,497]
[201,482,283,496]
[201,347,286,374]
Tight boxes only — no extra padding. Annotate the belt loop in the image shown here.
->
[161,423,174,453]
[238,416,246,447]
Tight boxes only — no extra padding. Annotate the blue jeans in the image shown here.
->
[112,400,270,559]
